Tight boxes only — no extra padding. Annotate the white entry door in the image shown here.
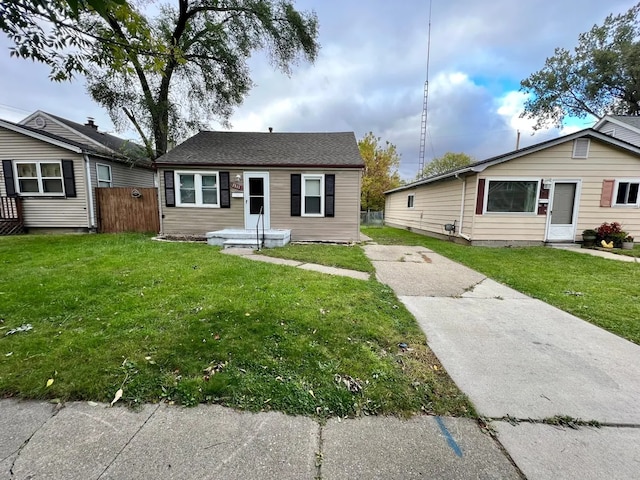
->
[244,172,270,229]
[546,181,580,241]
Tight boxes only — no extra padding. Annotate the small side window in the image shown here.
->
[407,194,414,208]
[96,164,112,188]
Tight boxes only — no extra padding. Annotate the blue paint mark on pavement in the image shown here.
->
[435,416,463,457]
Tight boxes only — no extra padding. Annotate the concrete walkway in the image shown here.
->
[1,400,520,479]
[363,244,640,480]
[551,244,639,262]
[221,247,371,281]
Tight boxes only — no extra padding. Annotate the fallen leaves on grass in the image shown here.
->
[110,388,123,407]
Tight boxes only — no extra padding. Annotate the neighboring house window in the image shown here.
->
[175,171,219,207]
[614,180,640,206]
[14,161,64,195]
[96,164,112,187]
[302,174,324,216]
[485,180,539,213]
[407,194,414,208]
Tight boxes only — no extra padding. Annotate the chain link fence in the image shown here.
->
[360,210,384,226]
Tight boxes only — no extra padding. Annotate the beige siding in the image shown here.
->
[159,167,244,235]
[0,126,89,228]
[270,169,361,242]
[385,138,640,243]
[23,116,98,147]
[159,167,361,242]
[474,139,640,241]
[385,177,464,236]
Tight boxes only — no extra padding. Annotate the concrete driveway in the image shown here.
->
[364,244,640,480]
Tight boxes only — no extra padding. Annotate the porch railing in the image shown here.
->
[0,196,24,235]
[256,206,265,251]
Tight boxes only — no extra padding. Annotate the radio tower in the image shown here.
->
[417,0,433,178]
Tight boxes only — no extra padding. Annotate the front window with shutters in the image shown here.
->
[302,174,324,216]
[485,179,539,213]
[14,161,64,195]
[614,180,640,206]
[175,171,219,207]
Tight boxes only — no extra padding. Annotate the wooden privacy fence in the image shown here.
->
[96,187,160,233]
[0,196,24,235]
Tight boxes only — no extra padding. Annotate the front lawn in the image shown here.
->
[0,234,471,417]
[363,227,640,344]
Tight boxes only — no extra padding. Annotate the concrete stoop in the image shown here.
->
[206,228,291,249]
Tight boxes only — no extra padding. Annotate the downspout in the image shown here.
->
[156,169,164,235]
[84,154,96,231]
[457,174,471,241]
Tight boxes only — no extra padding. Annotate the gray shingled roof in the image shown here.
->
[610,115,640,130]
[46,112,142,155]
[154,131,364,168]
[3,119,152,168]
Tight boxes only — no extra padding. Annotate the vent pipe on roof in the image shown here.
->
[268,127,273,133]
[85,117,98,130]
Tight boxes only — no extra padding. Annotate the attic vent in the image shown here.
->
[34,117,46,129]
[572,138,590,158]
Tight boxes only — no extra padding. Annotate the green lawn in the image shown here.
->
[259,243,375,273]
[0,234,471,417]
[363,227,640,344]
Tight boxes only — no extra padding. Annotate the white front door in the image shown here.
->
[546,181,580,241]
[244,172,270,229]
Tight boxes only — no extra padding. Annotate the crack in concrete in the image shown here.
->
[314,423,324,479]
[9,402,62,478]
[96,403,160,480]
[487,416,640,429]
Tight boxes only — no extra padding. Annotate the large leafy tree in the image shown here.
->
[358,132,402,211]
[417,152,472,179]
[520,3,640,131]
[0,0,319,158]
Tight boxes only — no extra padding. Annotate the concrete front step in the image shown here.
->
[223,238,261,249]
[206,228,291,248]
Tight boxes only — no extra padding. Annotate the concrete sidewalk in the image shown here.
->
[364,244,640,480]
[221,247,371,281]
[1,400,520,479]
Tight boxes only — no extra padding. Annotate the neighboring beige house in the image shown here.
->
[0,112,154,233]
[154,131,364,246]
[385,129,640,246]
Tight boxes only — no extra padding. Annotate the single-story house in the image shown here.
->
[0,111,154,233]
[154,131,364,245]
[385,129,640,246]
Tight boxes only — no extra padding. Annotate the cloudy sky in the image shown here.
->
[0,0,636,179]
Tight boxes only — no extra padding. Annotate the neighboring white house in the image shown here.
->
[594,115,640,146]
[0,112,154,233]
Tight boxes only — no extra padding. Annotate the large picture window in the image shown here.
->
[486,180,538,213]
[175,171,219,207]
[302,174,324,216]
[15,161,64,195]
[614,180,640,206]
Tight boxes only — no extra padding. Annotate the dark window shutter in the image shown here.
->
[220,172,230,208]
[600,179,615,207]
[62,159,76,197]
[164,170,175,207]
[2,160,16,197]
[325,174,335,217]
[475,178,485,215]
[291,174,301,216]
